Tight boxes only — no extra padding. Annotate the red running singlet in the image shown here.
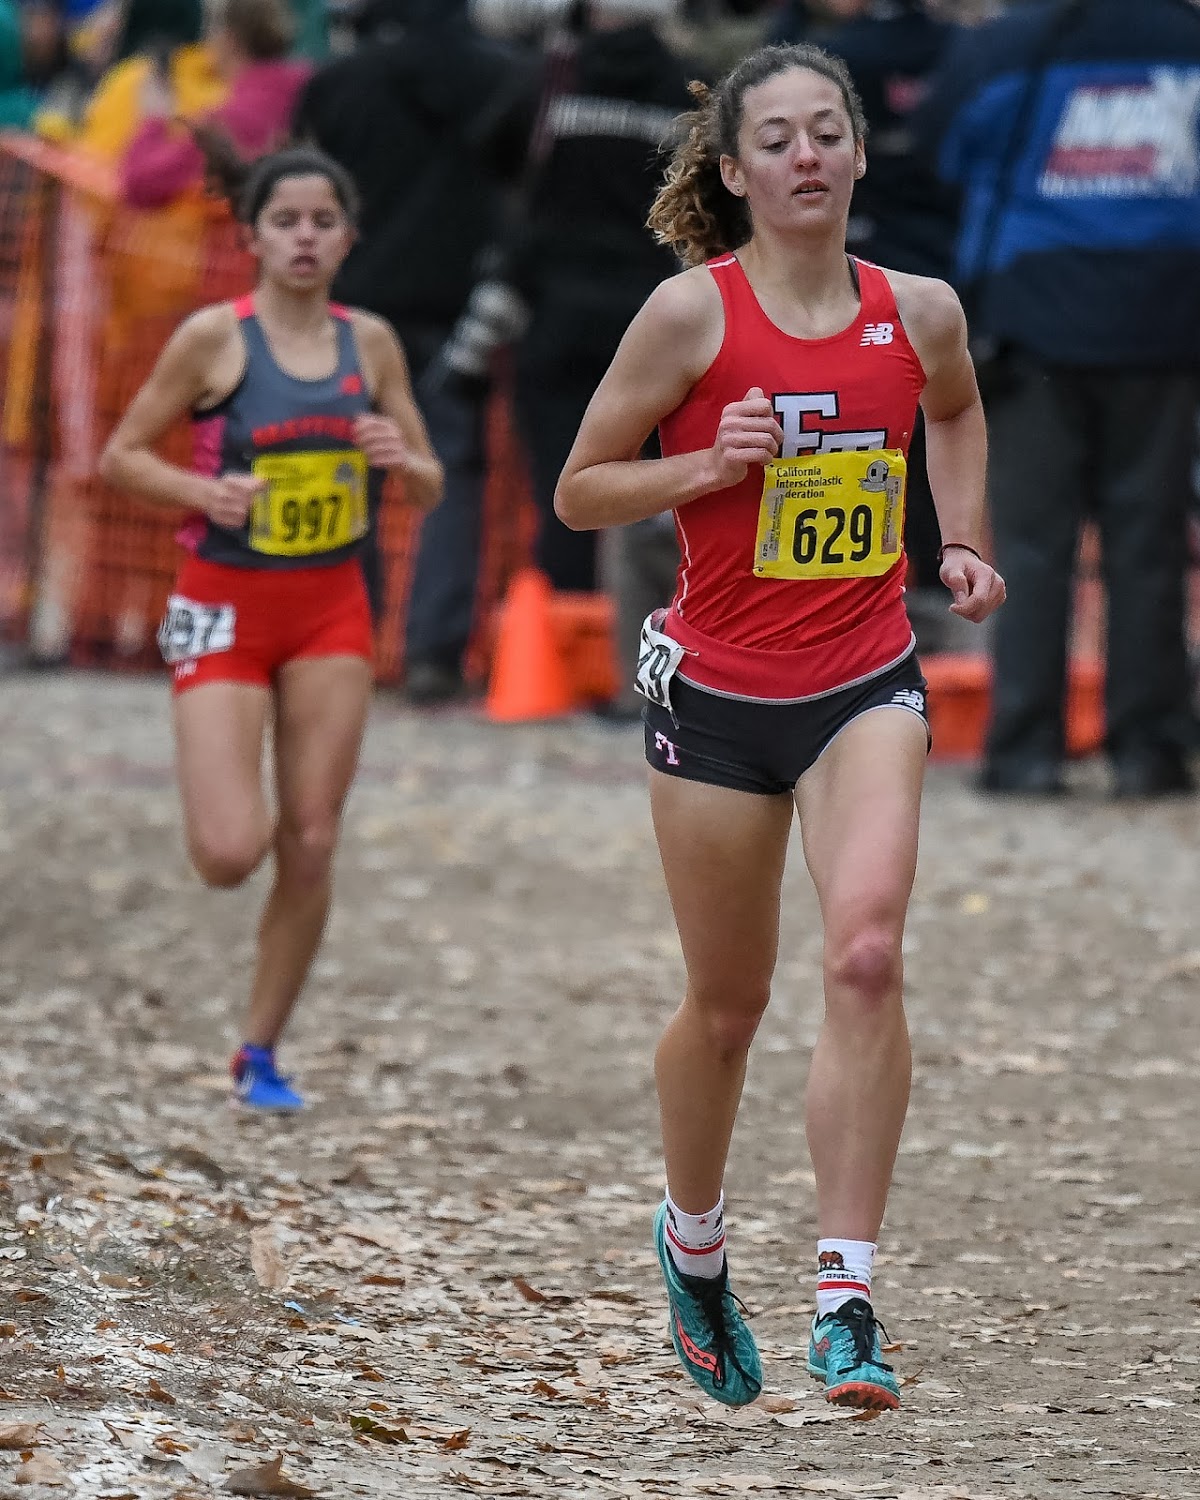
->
[658,254,926,701]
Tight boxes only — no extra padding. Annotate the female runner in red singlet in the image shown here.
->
[557,45,1004,1410]
[100,145,442,1111]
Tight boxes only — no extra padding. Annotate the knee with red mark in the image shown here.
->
[824,926,903,1014]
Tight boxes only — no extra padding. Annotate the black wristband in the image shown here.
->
[937,542,983,566]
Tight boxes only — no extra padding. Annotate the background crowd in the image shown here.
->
[2,0,1199,797]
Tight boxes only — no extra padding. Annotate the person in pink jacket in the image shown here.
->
[120,0,311,209]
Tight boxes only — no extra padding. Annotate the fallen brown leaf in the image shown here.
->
[756,1395,798,1414]
[0,1422,42,1449]
[226,1454,317,1497]
[530,1379,562,1399]
[153,1435,190,1455]
[439,1429,471,1452]
[360,1274,405,1287]
[14,1451,69,1486]
[348,1414,408,1444]
[145,1377,176,1405]
[249,1225,289,1292]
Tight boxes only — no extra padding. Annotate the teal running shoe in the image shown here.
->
[653,1202,762,1406]
[808,1296,900,1410]
[231,1046,305,1111]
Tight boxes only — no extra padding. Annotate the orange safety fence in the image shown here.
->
[0,132,532,684]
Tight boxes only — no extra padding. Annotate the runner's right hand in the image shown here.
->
[203,473,265,529]
[709,387,783,489]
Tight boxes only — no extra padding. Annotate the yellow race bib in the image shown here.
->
[753,450,906,581]
[248,449,368,558]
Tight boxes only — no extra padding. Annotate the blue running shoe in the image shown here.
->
[231,1046,305,1111]
[653,1202,762,1406]
[808,1297,900,1410]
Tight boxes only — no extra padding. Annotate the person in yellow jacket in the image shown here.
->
[75,0,224,161]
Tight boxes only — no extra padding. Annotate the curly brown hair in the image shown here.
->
[647,45,868,269]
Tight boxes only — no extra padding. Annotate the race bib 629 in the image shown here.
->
[753,449,906,581]
[249,449,368,558]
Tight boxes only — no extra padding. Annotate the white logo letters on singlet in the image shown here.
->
[772,393,886,458]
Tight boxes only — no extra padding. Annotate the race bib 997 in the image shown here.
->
[753,450,906,581]
[249,449,368,558]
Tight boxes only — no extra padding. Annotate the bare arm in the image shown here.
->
[893,273,1005,623]
[352,313,444,512]
[98,307,256,525]
[555,271,784,531]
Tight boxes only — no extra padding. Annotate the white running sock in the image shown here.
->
[815,1238,875,1319]
[664,1192,726,1280]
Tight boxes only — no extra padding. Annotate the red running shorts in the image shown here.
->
[159,554,373,695]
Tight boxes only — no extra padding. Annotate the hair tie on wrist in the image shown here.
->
[937,542,983,565]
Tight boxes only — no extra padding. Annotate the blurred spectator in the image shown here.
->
[772,0,963,651]
[774,1,957,278]
[295,0,534,701]
[290,0,331,57]
[921,0,1200,798]
[0,0,61,127]
[120,0,311,208]
[18,2,66,85]
[466,0,692,641]
[32,1,121,138]
[74,0,223,160]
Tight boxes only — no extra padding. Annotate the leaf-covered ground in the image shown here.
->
[1,673,1198,1499]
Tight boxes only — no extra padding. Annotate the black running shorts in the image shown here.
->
[642,653,930,796]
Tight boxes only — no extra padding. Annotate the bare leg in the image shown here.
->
[795,709,927,1240]
[172,681,272,887]
[650,772,793,1212]
[242,655,372,1049]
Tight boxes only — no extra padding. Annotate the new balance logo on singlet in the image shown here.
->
[860,323,895,347]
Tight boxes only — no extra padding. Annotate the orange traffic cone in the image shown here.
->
[486,567,578,722]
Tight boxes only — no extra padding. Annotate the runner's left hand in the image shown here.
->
[354,414,412,471]
[941,547,1006,623]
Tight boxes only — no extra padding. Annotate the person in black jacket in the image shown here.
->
[921,0,1200,797]
[772,0,963,649]
[295,0,534,702]
[470,0,693,602]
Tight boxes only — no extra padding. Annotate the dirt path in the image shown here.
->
[1,673,1197,1499]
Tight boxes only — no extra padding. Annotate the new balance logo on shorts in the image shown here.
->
[891,687,925,713]
[860,322,894,347]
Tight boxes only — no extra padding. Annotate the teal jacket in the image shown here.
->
[0,1,38,129]
[290,0,330,61]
